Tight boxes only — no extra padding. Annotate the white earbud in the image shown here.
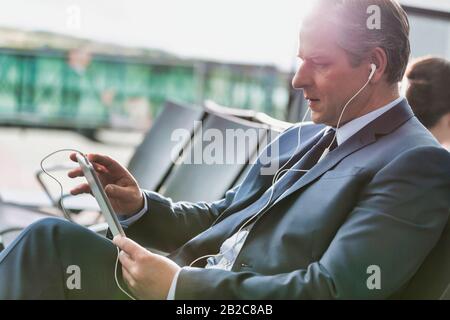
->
[369,63,377,81]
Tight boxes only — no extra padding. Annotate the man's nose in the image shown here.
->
[291,63,312,90]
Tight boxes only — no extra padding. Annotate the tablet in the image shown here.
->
[76,153,125,237]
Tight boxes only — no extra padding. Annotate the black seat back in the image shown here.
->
[158,113,268,202]
[128,101,204,191]
[232,129,282,188]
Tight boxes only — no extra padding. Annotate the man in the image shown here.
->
[406,56,450,150]
[1,0,449,299]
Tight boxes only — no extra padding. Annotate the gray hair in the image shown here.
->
[311,0,411,84]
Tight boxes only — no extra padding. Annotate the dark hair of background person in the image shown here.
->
[406,57,450,128]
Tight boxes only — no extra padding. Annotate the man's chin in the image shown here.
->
[310,109,336,126]
[310,111,324,124]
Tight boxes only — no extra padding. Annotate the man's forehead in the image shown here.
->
[298,22,339,57]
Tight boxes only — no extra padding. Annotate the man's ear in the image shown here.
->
[369,47,388,83]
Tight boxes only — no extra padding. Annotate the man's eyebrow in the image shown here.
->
[297,52,332,60]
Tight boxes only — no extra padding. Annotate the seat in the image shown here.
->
[127,101,205,191]
[32,100,205,213]
[0,101,205,246]
[158,113,269,202]
[232,129,282,188]
[205,100,292,132]
[204,100,257,122]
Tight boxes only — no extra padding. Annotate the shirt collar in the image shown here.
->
[326,96,405,146]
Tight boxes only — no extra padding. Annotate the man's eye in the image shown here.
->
[313,61,330,67]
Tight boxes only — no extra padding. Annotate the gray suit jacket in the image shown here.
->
[125,100,450,299]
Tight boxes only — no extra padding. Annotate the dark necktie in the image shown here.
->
[270,128,338,202]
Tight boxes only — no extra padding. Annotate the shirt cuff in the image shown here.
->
[119,190,148,227]
[167,269,181,300]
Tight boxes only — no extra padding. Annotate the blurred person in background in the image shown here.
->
[405,57,450,150]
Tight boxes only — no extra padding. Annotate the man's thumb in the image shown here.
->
[105,184,116,197]
[105,184,130,199]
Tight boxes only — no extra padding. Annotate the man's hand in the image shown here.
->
[113,235,181,300]
[68,153,144,216]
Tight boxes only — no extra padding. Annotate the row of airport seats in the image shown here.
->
[30,100,289,213]
[129,100,291,203]
[0,100,288,237]
[0,100,288,253]
[0,100,448,299]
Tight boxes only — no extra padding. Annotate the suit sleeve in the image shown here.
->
[123,184,241,253]
[173,146,450,299]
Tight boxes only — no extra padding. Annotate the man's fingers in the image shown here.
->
[113,236,145,260]
[92,163,108,173]
[121,265,136,289]
[105,184,135,200]
[87,154,116,169]
[70,183,91,195]
[67,168,83,178]
[69,153,108,175]
[118,250,134,271]
[69,153,79,163]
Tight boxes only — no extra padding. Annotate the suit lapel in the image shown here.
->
[271,99,415,207]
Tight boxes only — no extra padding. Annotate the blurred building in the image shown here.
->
[0,1,448,128]
[402,0,450,59]
[0,30,290,133]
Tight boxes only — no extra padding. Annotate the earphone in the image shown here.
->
[369,63,377,81]
[189,63,377,268]
[40,148,83,222]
